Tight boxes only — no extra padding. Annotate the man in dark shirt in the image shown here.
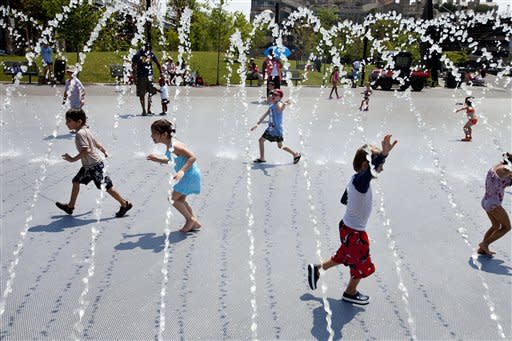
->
[132,44,162,115]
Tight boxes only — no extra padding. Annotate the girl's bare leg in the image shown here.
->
[479,206,511,254]
[172,192,200,232]
[171,192,192,227]
[463,122,471,137]
[184,201,201,230]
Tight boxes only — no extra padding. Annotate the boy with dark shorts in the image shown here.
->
[131,44,162,116]
[250,89,301,164]
[56,109,133,217]
[308,135,397,305]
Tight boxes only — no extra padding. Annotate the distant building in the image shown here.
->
[251,0,503,23]
[251,0,306,22]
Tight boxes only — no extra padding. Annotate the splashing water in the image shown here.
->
[157,144,177,340]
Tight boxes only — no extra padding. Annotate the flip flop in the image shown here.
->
[293,153,302,164]
[253,158,266,163]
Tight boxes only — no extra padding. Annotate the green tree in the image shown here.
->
[474,4,494,13]
[42,0,100,59]
[315,7,339,29]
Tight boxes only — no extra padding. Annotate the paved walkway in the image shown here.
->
[1,83,511,339]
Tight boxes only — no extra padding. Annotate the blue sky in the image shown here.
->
[199,0,251,19]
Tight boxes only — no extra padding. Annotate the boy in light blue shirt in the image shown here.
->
[250,89,301,164]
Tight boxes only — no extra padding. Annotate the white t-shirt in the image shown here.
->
[160,84,169,101]
[65,77,85,109]
[342,175,373,231]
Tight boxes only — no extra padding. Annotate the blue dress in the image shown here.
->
[165,150,201,195]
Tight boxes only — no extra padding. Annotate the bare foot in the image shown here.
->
[180,218,202,233]
[478,243,495,257]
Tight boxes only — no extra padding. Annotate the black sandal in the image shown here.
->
[253,158,266,163]
[293,153,302,164]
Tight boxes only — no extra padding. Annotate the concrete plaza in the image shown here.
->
[1,80,511,340]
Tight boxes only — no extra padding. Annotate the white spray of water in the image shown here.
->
[228,27,259,339]
[375,184,418,340]
[157,144,177,341]
[406,91,507,340]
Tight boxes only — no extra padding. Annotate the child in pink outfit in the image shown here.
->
[478,153,512,256]
[329,66,340,100]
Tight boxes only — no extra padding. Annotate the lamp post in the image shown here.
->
[422,0,440,86]
[146,0,152,45]
[215,0,225,86]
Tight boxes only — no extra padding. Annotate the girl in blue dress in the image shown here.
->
[147,119,202,232]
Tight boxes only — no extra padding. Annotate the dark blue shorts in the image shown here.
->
[72,161,113,190]
[262,129,283,143]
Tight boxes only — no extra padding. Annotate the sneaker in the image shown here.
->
[56,202,74,215]
[307,264,320,290]
[342,291,370,305]
[159,112,167,116]
[115,201,133,217]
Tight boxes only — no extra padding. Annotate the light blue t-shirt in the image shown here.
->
[267,101,283,136]
[41,46,53,64]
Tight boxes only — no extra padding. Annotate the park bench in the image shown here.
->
[290,70,303,86]
[109,64,124,85]
[246,72,262,87]
[2,61,38,83]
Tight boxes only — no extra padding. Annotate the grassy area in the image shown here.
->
[0,51,368,86]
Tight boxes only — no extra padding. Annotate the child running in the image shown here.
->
[455,96,478,142]
[329,66,340,100]
[56,109,132,217]
[478,152,512,257]
[147,119,202,232]
[250,89,301,164]
[359,82,372,111]
[307,134,398,305]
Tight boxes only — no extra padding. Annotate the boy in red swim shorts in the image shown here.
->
[307,135,397,305]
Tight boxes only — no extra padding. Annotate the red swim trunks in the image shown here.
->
[468,118,478,125]
[331,221,375,279]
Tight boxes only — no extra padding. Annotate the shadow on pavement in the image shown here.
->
[300,293,365,340]
[28,211,111,233]
[114,231,190,253]
[468,255,512,276]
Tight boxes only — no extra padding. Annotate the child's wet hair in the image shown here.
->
[503,152,512,165]
[353,144,381,172]
[151,119,176,136]
[465,96,473,106]
[65,109,87,124]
